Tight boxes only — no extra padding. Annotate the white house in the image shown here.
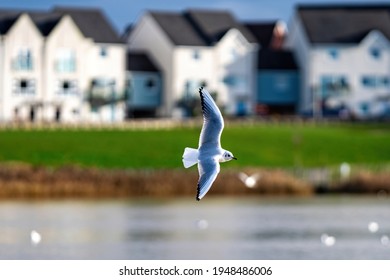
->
[0,12,44,122]
[125,9,259,117]
[56,8,127,123]
[286,4,390,119]
[0,7,126,123]
[40,13,88,123]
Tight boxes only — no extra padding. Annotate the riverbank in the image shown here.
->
[0,164,389,199]
[0,121,389,198]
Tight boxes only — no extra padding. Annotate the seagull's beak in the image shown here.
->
[233,157,237,160]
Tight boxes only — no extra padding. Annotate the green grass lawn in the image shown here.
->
[0,122,389,169]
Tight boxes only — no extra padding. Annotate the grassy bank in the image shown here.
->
[0,121,389,198]
[0,121,389,169]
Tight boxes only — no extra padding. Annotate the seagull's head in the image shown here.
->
[221,150,237,162]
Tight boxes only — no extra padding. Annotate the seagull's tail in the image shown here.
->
[182,147,199,168]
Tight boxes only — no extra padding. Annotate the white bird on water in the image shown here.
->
[182,87,237,201]
[321,233,336,247]
[30,230,42,246]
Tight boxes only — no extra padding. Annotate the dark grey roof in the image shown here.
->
[122,24,133,41]
[149,9,257,46]
[0,7,123,44]
[53,7,123,44]
[149,11,205,46]
[258,49,298,70]
[29,12,62,36]
[127,52,160,72]
[0,9,26,34]
[184,9,257,44]
[297,4,390,43]
[0,9,62,35]
[245,22,277,47]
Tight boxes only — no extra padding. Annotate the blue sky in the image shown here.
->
[0,0,388,33]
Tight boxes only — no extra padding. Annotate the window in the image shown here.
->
[223,75,237,86]
[13,48,33,71]
[328,49,339,60]
[230,48,238,61]
[184,80,205,99]
[13,79,35,94]
[20,80,28,89]
[360,102,369,113]
[100,47,108,57]
[55,49,76,73]
[320,76,349,98]
[145,78,156,89]
[223,75,247,90]
[362,76,376,88]
[89,79,115,112]
[382,77,390,87]
[361,75,390,88]
[63,81,70,90]
[57,80,78,95]
[370,48,381,59]
[192,50,201,60]
[90,79,116,98]
[185,80,198,96]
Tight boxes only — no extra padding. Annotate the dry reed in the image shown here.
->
[1,163,388,199]
[0,164,313,199]
[332,170,390,194]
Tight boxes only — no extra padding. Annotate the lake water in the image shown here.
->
[0,196,389,260]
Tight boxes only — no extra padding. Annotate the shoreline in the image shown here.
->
[0,164,389,199]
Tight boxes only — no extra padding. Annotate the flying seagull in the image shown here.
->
[182,87,237,201]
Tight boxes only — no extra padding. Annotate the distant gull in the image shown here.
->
[238,172,261,188]
[321,233,336,247]
[30,230,42,246]
[380,235,389,246]
[195,219,209,230]
[182,87,237,201]
[368,222,379,233]
[339,162,351,180]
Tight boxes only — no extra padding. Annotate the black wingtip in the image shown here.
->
[196,183,201,201]
[199,87,206,114]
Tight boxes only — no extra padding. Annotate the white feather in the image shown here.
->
[182,147,199,168]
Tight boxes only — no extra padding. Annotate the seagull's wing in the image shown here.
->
[196,157,220,200]
[199,87,224,147]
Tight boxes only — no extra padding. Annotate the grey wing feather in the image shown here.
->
[196,157,220,200]
[199,87,224,147]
